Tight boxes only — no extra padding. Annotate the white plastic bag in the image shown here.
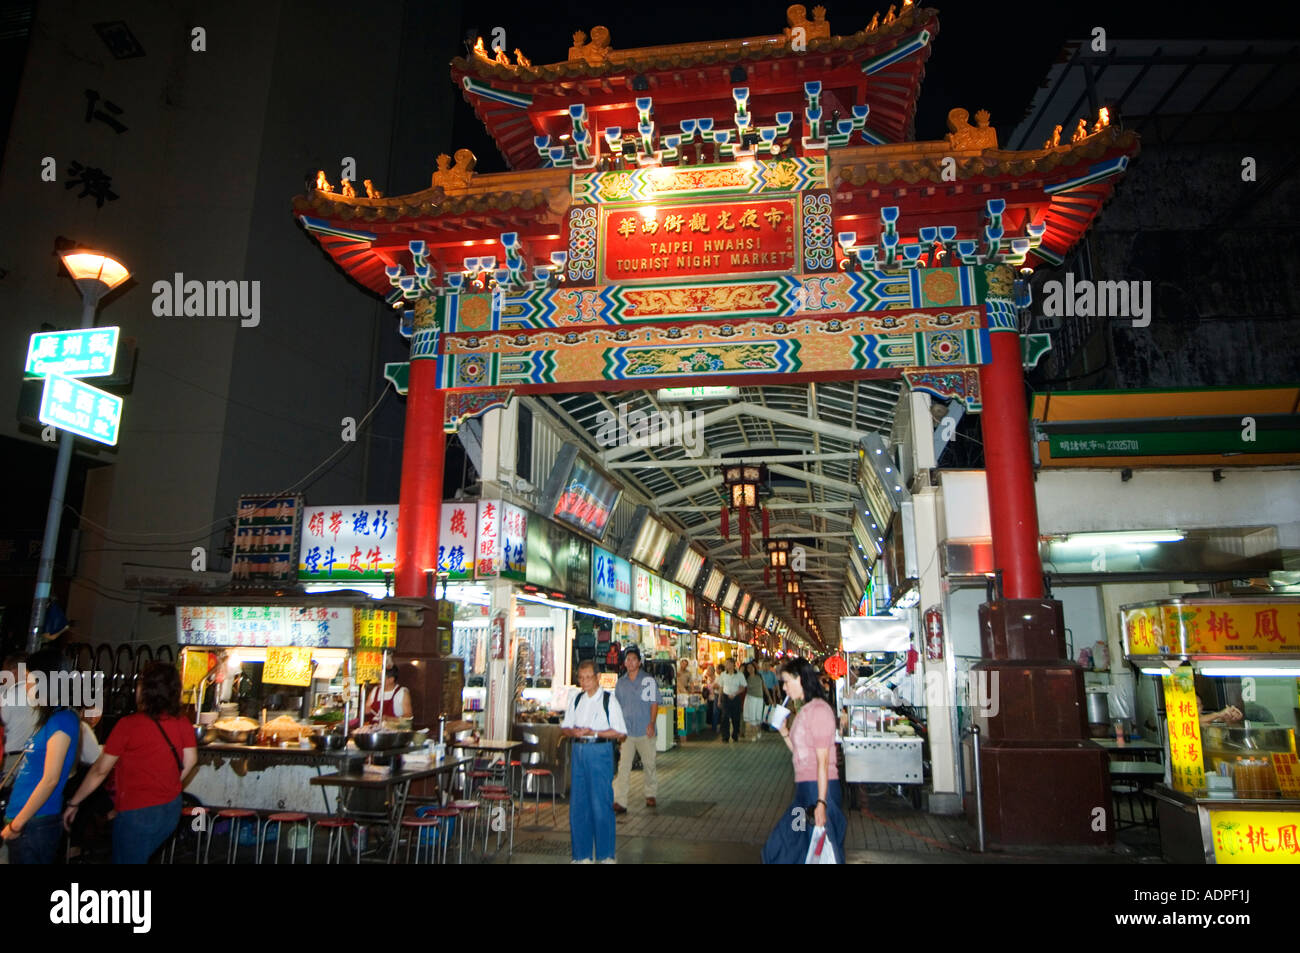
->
[804,826,838,864]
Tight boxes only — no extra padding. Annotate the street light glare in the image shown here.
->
[60,251,131,291]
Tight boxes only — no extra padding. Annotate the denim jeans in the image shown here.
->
[112,797,182,864]
[569,742,616,862]
[7,813,63,865]
[761,780,845,864]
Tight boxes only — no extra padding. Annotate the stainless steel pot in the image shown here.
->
[350,730,413,751]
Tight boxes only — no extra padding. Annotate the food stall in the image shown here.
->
[1122,597,1300,864]
[837,614,925,791]
[177,597,411,813]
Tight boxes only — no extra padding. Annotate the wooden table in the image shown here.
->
[311,757,471,863]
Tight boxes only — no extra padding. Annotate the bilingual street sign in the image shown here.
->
[657,386,739,401]
[38,373,123,445]
[25,327,120,379]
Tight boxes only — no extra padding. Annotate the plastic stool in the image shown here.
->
[258,812,311,864]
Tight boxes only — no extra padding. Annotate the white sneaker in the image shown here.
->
[571,858,594,864]
[598,857,618,864]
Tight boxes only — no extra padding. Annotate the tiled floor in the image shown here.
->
[491,729,1163,865]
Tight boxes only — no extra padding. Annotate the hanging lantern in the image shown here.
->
[765,539,789,588]
[722,464,764,558]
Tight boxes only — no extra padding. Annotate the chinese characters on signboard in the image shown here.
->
[353,607,397,684]
[633,567,662,618]
[592,546,632,612]
[1123,602,1300,655]
[602,197,797,282]
[299,505,396,581]
[501,503,528,581]
[263,646,314,687]
[477,500,501,576]
[1210,809,1300,864]
[176,605,354,648]
[438,501,478,579]
[26,328,119,379]
[38,374,122,445]
[232,494,302,586]
[1163,667,1206,794]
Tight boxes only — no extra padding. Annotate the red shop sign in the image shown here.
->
[600,197,797,284]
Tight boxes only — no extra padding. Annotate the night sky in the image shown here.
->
[451,0,1282,172]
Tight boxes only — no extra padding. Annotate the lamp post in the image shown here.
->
[28,251,130,652]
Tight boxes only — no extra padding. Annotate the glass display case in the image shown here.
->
[1121,597,1300,864]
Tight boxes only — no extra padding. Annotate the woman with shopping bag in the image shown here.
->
[761,657,846,864]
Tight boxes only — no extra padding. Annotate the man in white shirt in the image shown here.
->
[561,659,627,863]
[717,657,748,743]
[1,655,36,776]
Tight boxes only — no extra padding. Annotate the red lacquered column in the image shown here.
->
[395,360,444,597]
[978,327,1044,600]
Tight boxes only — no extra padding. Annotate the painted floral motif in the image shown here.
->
[801,192,835,271]
[927,331,963,363]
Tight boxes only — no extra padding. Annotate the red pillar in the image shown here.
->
[395,360,445,597]
[978,330,1044,600]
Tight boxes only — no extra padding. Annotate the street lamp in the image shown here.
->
[28,250,129,651]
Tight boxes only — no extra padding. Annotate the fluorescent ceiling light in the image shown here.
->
[1056,530,1184,547]
[1199,663,1300,676]
[1137,666,1173,676]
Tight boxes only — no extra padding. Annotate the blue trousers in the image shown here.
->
[570,742,616,862]
[761,780,846,864]
[7,813,63,865]
[112,796,182,864]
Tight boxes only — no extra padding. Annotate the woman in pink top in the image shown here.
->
[761,657,845,863]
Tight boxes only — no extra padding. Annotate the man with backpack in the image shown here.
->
[561,659,627,863]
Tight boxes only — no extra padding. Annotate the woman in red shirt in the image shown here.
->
[62,662,196,864]
[761,657,846,863]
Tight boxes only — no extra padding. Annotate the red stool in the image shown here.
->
[167,805,209,863]
[400,816,442,864]
[450,800,481,858]
[315,818,357,864]
[422,807,461,863]
[478,791,514,856]
[206,808,261,864]
[258,812,311,864]
[466,770,493,798]
[524,767,557,826]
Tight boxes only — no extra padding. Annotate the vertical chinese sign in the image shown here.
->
[1164,666,1206,794]
[500,503,528,582]
[353,607,397,685]
[438,501,478,580]
[232,494,302,587]
[476,500,501,577]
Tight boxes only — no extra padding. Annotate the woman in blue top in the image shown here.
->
[2,650,79,864]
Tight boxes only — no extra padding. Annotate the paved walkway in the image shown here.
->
[497,729,1162,865]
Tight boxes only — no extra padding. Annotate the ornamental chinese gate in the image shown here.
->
[298,3,1139,847]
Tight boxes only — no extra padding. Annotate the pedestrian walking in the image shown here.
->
[760,660,779,730]
[561,659,627,863]
[63,662,196,864]
[717,658,748,743]
[613,645,659,812]
[762,657,846,864]
[742,662,767,741]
